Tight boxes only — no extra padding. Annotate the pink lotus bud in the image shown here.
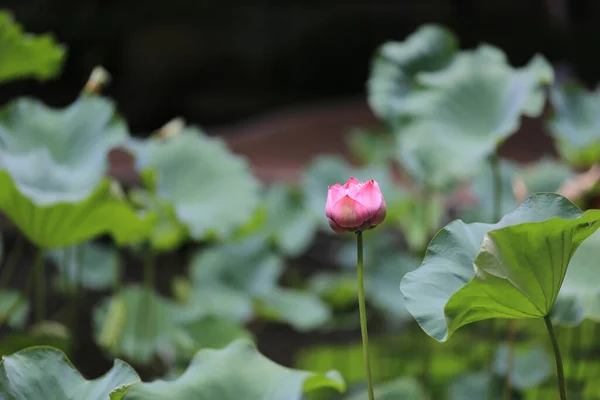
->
[326,177,387,233]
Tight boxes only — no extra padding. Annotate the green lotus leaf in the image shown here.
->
[336,235,418,322]
[0,289,29,328]
[547,81,600,167]
[127,127,260,240]
[447,372,502,400]
[401,193,600,342]
[463,157,573,223]
[0,322,71,357]
[255,288,331,332]
[553,229,600,325]
[346,128,396,164]
[47,242,119,292]
[0,96,128,205]
[0,11,65,83]
[0,346,140,400]
[396,46,553,191]
[93,285,181,365]
[519,157,574,194]
[493,344,552,390]
[367,24,457,123]
[262,184,318,257]
[174,317,253,361]
[0,174,153,248]
[116,339,345,400]
[462,158,519,223]
[128,188,188,252]
[346,376,425,400]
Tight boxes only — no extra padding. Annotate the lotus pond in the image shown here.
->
[2,11,600,400]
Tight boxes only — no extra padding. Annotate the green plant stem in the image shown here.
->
[504,319,517,400]
[0,259,35,336]
[490,153,502,222]
[0,235,25,288]
[33,249,45,323]
[544,315,567,400]
[71,245,84,337]
[356,231,374,400]
[144,249,155,290]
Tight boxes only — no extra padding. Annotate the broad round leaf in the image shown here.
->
[553,229,600,325]
[0,289,29,328]
[367,24,457,123]
[255,288,331,332]
[0,12,65,83]
[548,81,600,167]
[493,344,552,390]
[447,372,502,400]
[263,184,318,257]
[396,46,553,191]
[0,96,128,205]
[346,376,425,400]
[117,339,345,400]
[462,157,573,223]
[0,174,153,248]
[401,193,600,342]
[127,128,260,240]
[174,317,253,363]
[94,285,181,365]
[0,347,140,400]
[47,242,119,292]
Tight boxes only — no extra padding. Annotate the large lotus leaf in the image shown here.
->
[330,237,417,322]
[47,242,119,292]
[262,184,319,257]
[493,344,552,390]
[0,347,140,400]
[0,174,153,248]
[463,157,573,223]
[190,237,283,298]
[346,128,396,164]
[447,372,502,400]
[553,228,600,325]
[462,158,519,223]
[116,339,344,400]
[396,46,553,191]
[401,193,600,342]
[0,96,128,205]
[93,285,181,365]
[548,81,600,167]
[346,376,425,400]
[367,24,457,123]
[127,128,260,240]
[0,12,65,83]
[0,322,71,357]
[128,188,189,252]
[519,157,574,194]
[173,317,253,363]
[0,290,29,328]
[255,288,331,331]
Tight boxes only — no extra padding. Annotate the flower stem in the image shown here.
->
[490,153,502,222]
[544,315,567,400]
[503,319,517,400]
[33,249,45,323]
[0,235,25,288]
[144,249,155,290]
[356,231,375,400]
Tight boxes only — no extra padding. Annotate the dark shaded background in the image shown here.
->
[1,0,600,135]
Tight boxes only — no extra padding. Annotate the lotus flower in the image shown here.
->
[326,178,386,233]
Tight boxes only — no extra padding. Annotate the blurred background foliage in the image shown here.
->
[3,2,600,399]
